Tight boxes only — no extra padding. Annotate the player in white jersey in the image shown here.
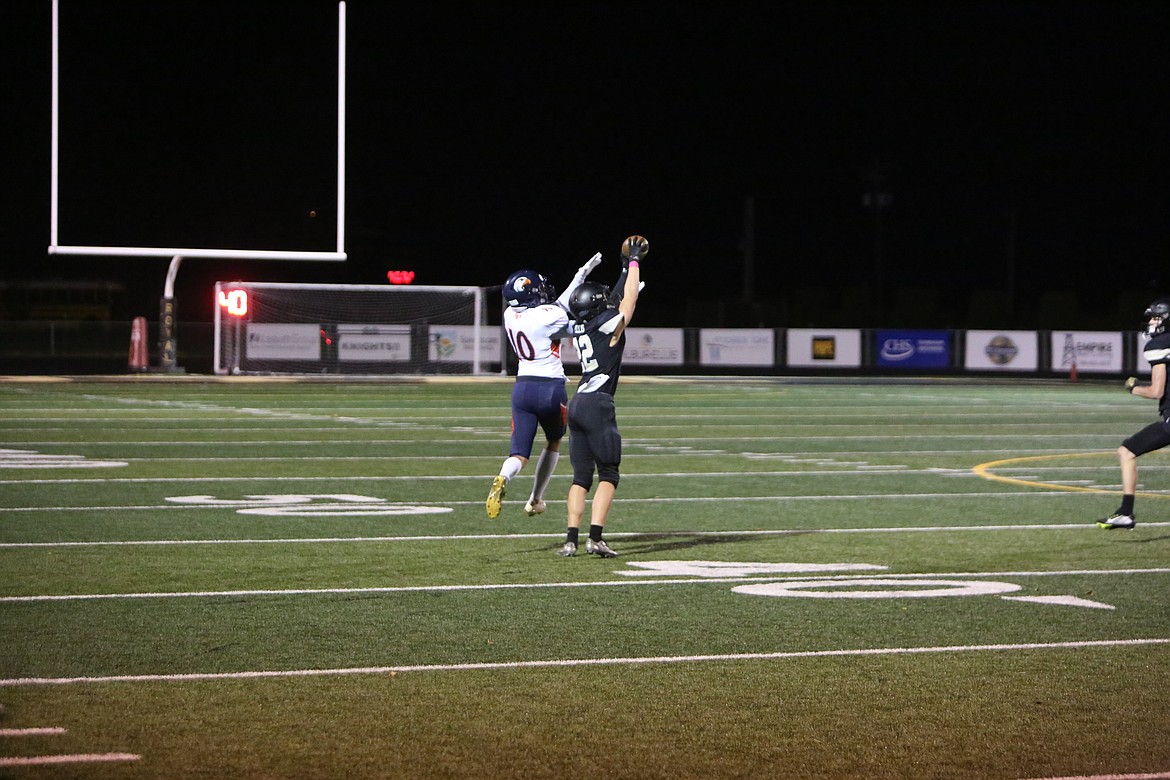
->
[487,253,602,518]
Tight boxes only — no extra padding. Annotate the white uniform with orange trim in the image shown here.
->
[504,303,570,380]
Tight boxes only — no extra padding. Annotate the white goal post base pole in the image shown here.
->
[164,255,182,299]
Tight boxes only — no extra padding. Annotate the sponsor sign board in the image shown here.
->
[1135,332,1161,375]
[699,329,774,366]
[429,325,501,362]
[786,329,862,368]
[337,325,411,362]
[562,328,685,366]
[875,330,951,369]
[624,328,685,365]
[245,323,321,360]
[964,330,1038,371]
[1050,331,1123,374]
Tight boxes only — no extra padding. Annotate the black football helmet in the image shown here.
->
[569,282,614,320]
[1144,297,1170,337]
[503,269,556,308]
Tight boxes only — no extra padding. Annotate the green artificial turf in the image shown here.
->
[1,378,1167,779]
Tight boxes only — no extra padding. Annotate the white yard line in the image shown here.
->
[0,405,1141,415]
[0,435,1138,445]
[1,638,1166,688]
[1020,773,1170,780]
[0,753,140,766]
[3,516,1168,548]
[3,566,1167,603]
[6,454,1157,465]
[0,441,1120,457]
[0,468,1121,486]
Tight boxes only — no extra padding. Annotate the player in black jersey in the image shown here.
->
[556,236,647,558]
[1098,297,1170,529]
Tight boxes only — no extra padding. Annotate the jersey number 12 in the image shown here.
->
[573,333,599,373]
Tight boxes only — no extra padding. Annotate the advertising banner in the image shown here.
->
[699,329,774,366]
[1050,331,1123,374]
[337,325,412,362]
[875,330,951,369]
[964,330,1038,372]
[1135,332,1162,374]
[624,328,685,365]
[429,325,501,362]
[245,323,321,360]
[561,328,685,366]
[786,329,862,368]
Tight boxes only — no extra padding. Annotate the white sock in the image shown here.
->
[499,456,524,483]
[529,449,559,502]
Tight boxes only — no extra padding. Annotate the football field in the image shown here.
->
[1,377,1168,779]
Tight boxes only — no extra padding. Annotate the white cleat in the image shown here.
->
[1096,512,1135,530]
[585,538,618,558]
[523,498,546,516]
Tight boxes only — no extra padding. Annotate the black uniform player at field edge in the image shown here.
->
[1097,297,1170,529]
[556,235,647,558]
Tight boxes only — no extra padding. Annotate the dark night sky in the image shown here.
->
[3,1,1169,325]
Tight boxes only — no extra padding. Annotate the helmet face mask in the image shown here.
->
[569,282,613,321]
[504,269,556,308]
[1144,298,1170,337]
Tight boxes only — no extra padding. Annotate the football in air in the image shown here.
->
[621,235,649,262]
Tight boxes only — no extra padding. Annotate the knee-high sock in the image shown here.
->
[499,456,524,483]
[529,449,559,501]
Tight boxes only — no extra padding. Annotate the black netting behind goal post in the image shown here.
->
[213,282,499,376]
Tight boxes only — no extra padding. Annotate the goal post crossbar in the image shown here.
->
[226,282,472,293]
[46,246,347,261]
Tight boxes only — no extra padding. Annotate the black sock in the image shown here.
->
[1119,495,1135,516]
[566,527,579,545]
[589,524,604,542]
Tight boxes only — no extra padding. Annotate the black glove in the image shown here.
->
[621,235,649,267]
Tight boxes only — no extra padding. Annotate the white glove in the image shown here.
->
[578,252,602,277]
[557,253,603,308]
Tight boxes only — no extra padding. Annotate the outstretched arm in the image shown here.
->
[555,252,602,309]
[610,236,647,343]
[617,262,640,329]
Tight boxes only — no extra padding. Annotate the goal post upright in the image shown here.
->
[50,0,59,249]
[336,0,346,257]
